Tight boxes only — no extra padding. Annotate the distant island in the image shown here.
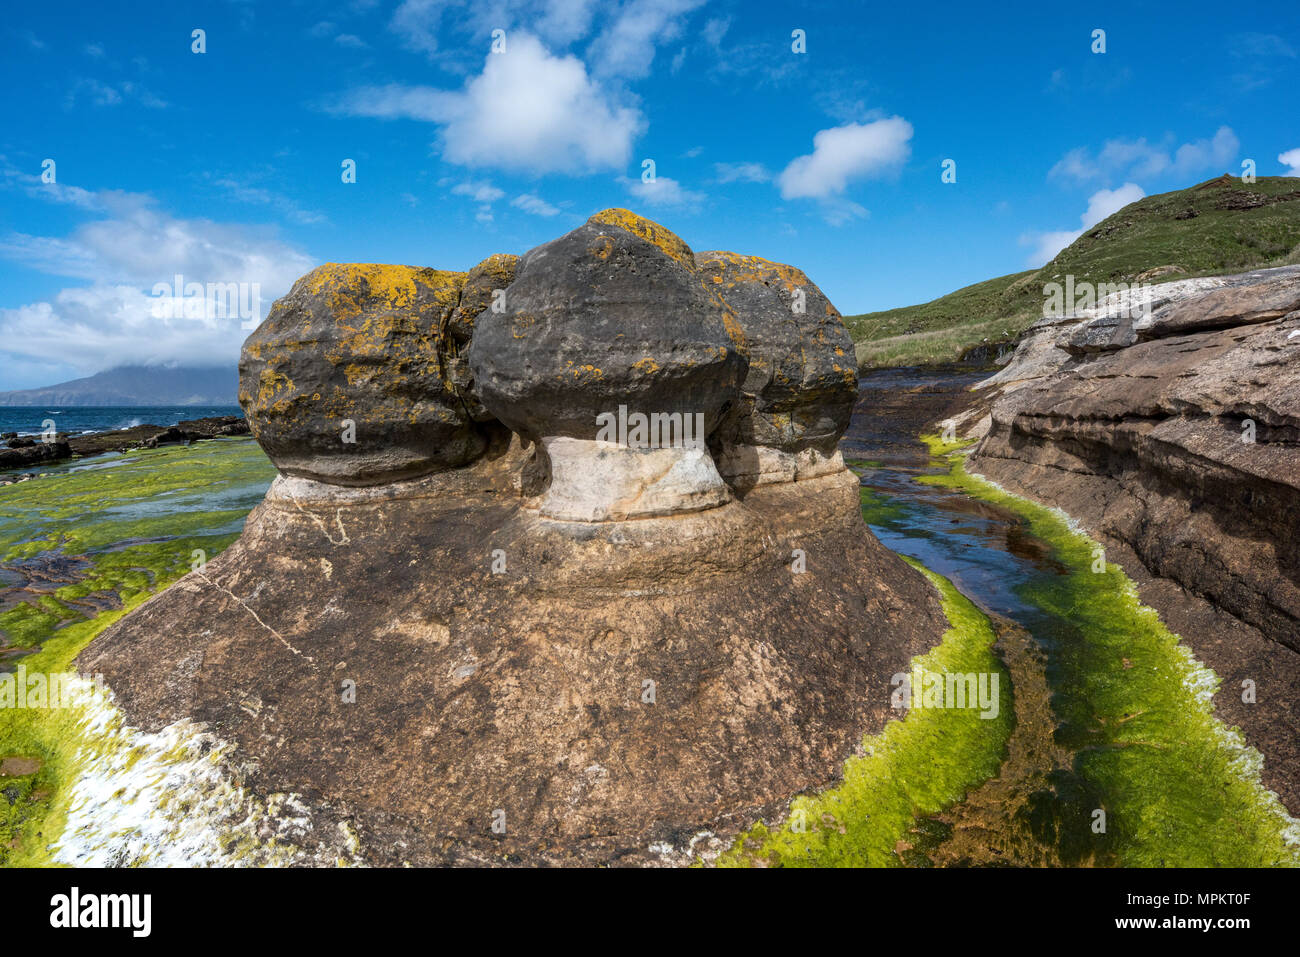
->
[0,364,237,406]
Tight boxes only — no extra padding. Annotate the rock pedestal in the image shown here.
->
[81,210,949,866]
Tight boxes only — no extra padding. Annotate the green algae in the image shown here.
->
[920,434,1300,867]
[0,438,274,864]
[0,438,274,652]
[1,603,139,865]
[716,563,1013,867]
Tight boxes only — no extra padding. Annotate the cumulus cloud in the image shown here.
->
[1279,148,1300,177]
[1023,183,1145,266]
[777,118,913,200]
[334,34,643,174]
[1050,127,1239,185]
[0,186,313,375]
[618,174,704,208]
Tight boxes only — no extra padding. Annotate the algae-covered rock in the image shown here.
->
[468,210,748,520]
[239,263,484,486]
[695,250,857,490]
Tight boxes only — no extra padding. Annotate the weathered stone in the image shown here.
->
[239,263,485,486]
[79,441,948,866]
[0,440,70,470]
[696,251,858,491]
[468,210,747,520]
[969,264,1300,653]
[445,254,519,423]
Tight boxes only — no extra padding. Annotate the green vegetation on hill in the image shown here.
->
[846,175,1300,369]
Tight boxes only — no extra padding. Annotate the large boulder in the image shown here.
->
[468,210,748,521]
[239,263,485,486]
[696,251,858,491]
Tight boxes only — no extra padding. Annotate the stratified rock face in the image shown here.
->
[468,210,748,521]
[696,251,858,491]
[969,264,1300,651]
[239,263,484,486]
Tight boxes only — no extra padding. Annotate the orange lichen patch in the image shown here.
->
[472,253,520,278]
[588,209,696,269]
[563,361,604,382]
[303,263,466,324]
[631,356,660,375]
[695,250,813,294]
[588,236,615,261]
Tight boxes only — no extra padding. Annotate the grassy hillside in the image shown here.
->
[846,174,1300,368]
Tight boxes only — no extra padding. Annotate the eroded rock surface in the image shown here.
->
[696,251,858,491]
[238,263,484,486]
[969,264,1300,652]
[468,210,747,521]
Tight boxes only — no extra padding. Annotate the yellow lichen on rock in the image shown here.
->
[588,209,696,270]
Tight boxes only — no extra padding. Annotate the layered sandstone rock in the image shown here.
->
[695,251,858,491]
[81,210,948,866]
[968,264,1300,652]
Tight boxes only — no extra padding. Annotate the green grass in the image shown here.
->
[846,175,1300,369]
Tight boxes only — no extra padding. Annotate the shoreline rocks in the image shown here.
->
[966,264,1300,653]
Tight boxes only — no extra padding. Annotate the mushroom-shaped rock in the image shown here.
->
[468,210,748,521]
[239,262,484,486]
[695,251,858,491]
[445,253,519,423]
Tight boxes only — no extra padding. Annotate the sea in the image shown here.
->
[0,406,245,438]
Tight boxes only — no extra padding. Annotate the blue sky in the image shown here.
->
[2,0,1298,390]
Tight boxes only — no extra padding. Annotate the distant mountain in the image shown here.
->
[0,365,238,406]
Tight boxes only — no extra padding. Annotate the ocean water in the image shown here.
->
[0,406,244,438]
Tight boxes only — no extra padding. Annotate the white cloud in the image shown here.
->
[335,34,643,174]
[1023,183,1146,266]
[588,0,705,79]
[451,179,505,202]
[388,0,453,57]
[511,193,561,216]
[713,161,770,183]
[0,187,314,374]
[335,34,368,49]
[389,0,605,59]
[1050,127,1240,184]
[778,118,913,200]
[618,174,704,208]
[1278,148,1300,177]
